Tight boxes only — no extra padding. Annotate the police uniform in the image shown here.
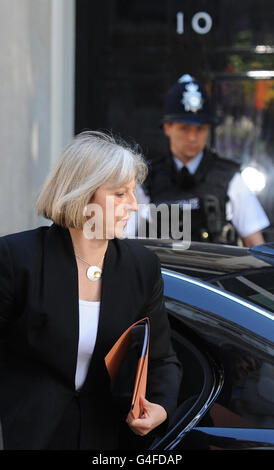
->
[145,147,239,242]
[172,152,270,241]
[127,74,269,243]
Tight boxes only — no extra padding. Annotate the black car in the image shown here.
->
[137,239,274,451]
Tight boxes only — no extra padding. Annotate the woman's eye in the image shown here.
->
[115,193,125,198]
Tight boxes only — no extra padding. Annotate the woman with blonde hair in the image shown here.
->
[0,131,181,450]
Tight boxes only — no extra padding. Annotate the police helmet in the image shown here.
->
[163,74,214,125]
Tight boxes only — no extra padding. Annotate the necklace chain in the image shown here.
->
[75,253,105,267]
[75,251,106,281]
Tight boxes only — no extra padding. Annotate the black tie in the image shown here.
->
[177,166,195,189]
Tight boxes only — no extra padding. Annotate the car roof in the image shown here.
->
[137,239,274,318]
[138,239,273,279]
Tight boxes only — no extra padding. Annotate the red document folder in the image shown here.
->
[105,317,150,419]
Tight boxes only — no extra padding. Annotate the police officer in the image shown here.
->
[138,74,270,247]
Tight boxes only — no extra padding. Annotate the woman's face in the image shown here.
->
[83,178,138,239]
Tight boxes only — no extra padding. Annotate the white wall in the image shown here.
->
[0,0,75,236]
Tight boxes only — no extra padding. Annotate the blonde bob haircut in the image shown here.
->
[36,130,148,229]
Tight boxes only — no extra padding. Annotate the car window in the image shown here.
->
[210,268,274,313]
[166,298,274,430]
[217,349,274,429]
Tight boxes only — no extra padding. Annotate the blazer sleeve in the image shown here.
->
[144,254,182,419]
[0,238,16,335]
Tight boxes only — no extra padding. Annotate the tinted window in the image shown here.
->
[166,299,274,429]
[218,347,274,429]
[211,268,274,312]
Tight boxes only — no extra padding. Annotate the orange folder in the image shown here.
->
[105,317,150,419]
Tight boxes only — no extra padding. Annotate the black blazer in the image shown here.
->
[0,223,181,450]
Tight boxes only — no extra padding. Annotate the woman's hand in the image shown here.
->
[126,396,167,436]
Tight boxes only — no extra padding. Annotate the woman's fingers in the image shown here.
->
[126,396,167,436]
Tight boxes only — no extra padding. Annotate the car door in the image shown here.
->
[150,270,274,450]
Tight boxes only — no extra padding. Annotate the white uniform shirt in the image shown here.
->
[125,152,270,239]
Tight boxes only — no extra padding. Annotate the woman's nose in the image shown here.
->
[129,193,138,212]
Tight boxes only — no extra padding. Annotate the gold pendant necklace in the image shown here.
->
[75,253,105,281]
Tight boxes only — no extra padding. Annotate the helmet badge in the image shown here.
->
[181,82,203,113]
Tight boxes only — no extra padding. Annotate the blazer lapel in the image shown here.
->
[83,239,138,391]
[89,240,131,358]
[40,224,79,387]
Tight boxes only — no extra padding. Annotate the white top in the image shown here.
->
[125,153,270,239]
[75,300,100,390]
